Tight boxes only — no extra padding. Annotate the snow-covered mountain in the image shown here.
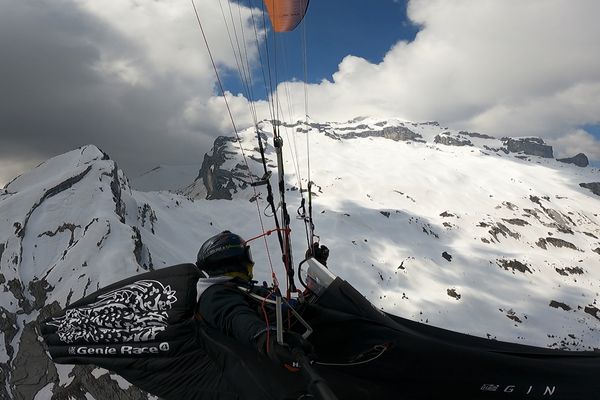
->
[2,117,600,399]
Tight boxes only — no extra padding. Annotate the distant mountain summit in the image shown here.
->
[2,118,600,399]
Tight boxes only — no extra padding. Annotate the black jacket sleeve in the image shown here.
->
[198,283,269,348]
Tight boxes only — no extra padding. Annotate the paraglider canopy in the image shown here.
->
[263,0,309,32]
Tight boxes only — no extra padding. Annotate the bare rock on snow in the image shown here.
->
[557,153,589,167]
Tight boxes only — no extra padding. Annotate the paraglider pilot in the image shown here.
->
[195,230,320,368]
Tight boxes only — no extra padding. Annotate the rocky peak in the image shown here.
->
[0,145,154,399]
[557,153,589,167]
[502,137,554,158]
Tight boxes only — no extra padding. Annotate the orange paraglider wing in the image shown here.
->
[263,0,309,32]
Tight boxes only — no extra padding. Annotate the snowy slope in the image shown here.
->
[1,117,600,399]
[182,118,600,348]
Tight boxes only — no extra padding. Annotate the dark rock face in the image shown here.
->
[197,136,258,200]
[549,300,571,311]
[382,126,424,142]
[557,153,589,167]
[132,226,153,271]
[584,305,600,321]
[336,126,425,143]
[503,137,554,158]
[545,237,579,251]
[11,321,59,400]
[434,133,473,147]
[488,222,520,242]
[579,182,600,196]
[555,266,584,276]
[458,131,496,140]
[497,259,532,274]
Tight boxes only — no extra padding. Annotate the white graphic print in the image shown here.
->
[48,280,177,344]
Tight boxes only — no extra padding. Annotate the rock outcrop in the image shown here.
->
[434,133,473,147]
[0,145,156,399]
[193,136,260,200]
[503,137,554,158]
[557,153,589,167]
[579,182,600,196]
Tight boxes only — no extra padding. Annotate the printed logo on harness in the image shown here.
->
[480,384,557,396]
[47,280,178,344]
[70,342,171,356]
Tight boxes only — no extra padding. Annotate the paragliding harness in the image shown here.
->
[227,279,313,350]
[230,278,339,400]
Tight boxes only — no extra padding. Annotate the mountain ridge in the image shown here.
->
[2,117,600,399]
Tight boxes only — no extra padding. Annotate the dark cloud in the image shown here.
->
[0,0,217,183]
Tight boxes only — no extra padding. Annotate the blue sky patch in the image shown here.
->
[222,0,418,100]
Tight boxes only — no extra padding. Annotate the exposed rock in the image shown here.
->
[555,267,584,276]
[38,223,80,247]
[543,209,574,234]
[447,288,461,300]
[484,145,509,154]
[525,198,576,234]
[557,153,589,167]
[442,251,452,262]
[50,365,150,400]
[529,195,542,206]
[434,133,473,147]
[503,137,553,158]
[439,211,455,218]
[579,182,600,196]
[501,218,529,226]
[497,259,532,274]
[380,211,390,218]
[139,203,157,234]
[7,279,32,314]
[505,309,523,323]
[338,126,425,143]
[536,238,548,249]
[545,237,579,251]
[584,305,600,321]
[11,321,58,400]
[194,136,258,200]
[549,301,571,311]
[337,124,369,131]
[0,306,18,359]
[489,222,520,242]
[131,227,152,271]
[107,163,126,223]
[458,131,495,140]
[29,278,53,310]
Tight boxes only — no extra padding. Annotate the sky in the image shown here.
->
[1,0,600,187]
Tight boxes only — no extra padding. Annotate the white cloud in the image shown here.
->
[259,0,600,156]
[73,0,258,81]
[549,129,600,160]
[4,0,600,186]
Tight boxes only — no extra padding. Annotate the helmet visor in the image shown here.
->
[244,245,254,265]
